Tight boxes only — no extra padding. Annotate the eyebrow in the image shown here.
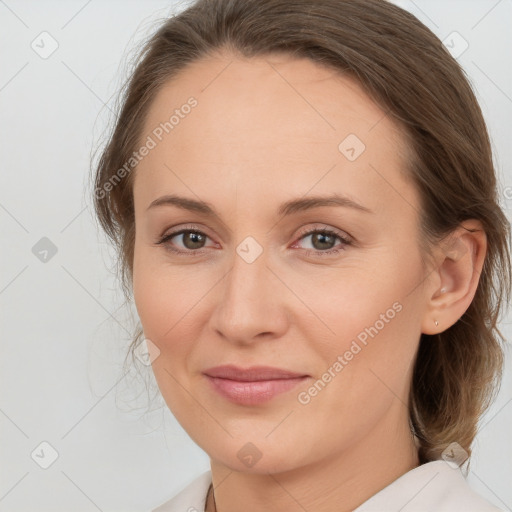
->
[146,193,373,217]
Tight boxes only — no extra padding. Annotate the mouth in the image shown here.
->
[202,365,310,406]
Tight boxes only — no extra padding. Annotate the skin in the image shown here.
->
[131,52,487,512]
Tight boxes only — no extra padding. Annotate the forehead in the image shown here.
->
[134,52,416,218]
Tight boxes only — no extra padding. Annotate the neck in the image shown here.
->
[208,403,419,512]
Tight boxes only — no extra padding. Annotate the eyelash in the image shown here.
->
[155,224,352,257]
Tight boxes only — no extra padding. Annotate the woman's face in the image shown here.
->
[132,53,430,473]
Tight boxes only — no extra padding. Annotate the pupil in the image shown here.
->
[184,231,205,249]
[313,232,334,250]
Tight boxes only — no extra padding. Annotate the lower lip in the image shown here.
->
[205,375,309,405]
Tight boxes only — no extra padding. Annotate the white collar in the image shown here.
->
[354,460,502,511]
[152,461,502,512]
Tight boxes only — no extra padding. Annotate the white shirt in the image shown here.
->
[152,461,503,512]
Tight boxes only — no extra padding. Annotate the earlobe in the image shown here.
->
[431,288,447,327]
[421,220,487,335]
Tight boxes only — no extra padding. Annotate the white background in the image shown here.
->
[1,1,511,510]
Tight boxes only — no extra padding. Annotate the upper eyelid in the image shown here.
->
[160,224,215,243]
[160,223,348,237]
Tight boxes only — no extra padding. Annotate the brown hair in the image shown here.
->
[92,0,511,463]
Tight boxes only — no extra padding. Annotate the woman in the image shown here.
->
[92,0,511,510]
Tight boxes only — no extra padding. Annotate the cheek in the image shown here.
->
[293,246,423,348]
[295,246,424,400]
[292,267,422,445]
[132,248,204,420]
[132,244,188,372]
[132,244,220,388]
[133,246,163,334]
[133,242,206,333]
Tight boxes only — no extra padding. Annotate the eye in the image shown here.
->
[156,225,217,255]
[292,226,352,255]
[155,224,352,257]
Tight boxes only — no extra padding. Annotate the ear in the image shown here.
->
[421,219,487,335]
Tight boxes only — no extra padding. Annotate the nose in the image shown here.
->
[208,245,289,346]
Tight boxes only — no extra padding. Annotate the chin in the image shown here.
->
[201,434,310,475]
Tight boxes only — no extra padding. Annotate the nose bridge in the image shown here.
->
[225,241,271,316]
[227,239,267,302]
[210,239,287,343]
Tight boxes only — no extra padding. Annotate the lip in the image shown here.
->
[203,365,310,405]
[203,365,308,381]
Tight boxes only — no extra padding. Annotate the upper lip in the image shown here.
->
[203,365,308,381]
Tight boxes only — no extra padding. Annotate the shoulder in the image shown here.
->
[354,461,504,512]
[151,470,212,512]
